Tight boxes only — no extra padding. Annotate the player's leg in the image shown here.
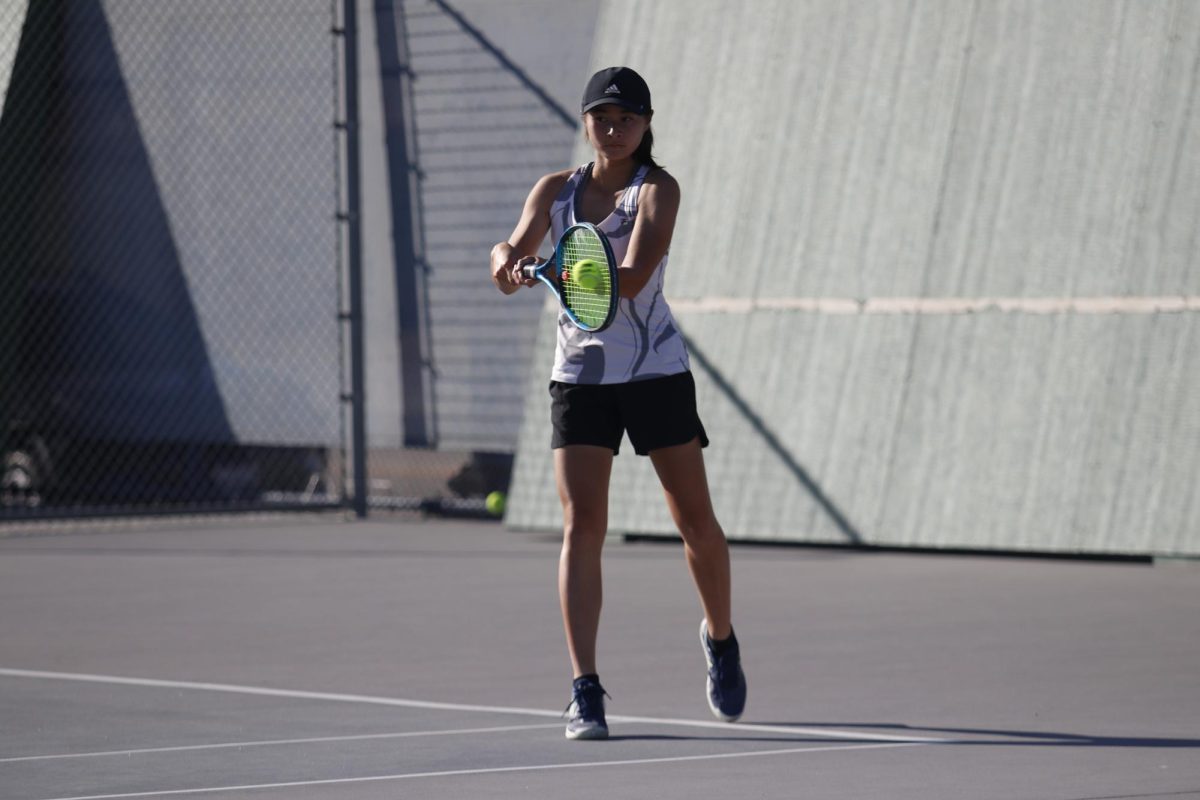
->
[555,443,614,740]
[554,443,614,679]
[649,437,745,721]
[628,370,746,722]
[623,372,731,640]
[648,438,731,639]
[549,381,621,740]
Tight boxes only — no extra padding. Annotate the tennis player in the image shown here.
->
[490,66,746,740]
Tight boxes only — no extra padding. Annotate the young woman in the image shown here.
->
[490,66,745,740]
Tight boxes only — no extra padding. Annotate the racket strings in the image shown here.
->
[559,231,614,329]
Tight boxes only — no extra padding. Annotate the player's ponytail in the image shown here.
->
[633,126,661,170]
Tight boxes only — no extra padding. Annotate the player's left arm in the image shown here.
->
[618,170,680,299]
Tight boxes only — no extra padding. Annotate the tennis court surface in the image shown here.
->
[2,515,1198,799]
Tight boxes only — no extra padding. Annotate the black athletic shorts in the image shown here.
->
[549,371,709,456]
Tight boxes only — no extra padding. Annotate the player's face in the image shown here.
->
[584,105,650,160]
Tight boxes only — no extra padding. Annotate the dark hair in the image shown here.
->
[633,125,661,170]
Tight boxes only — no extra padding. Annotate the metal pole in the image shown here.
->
[343,0,368,517]
[375,0,431,448]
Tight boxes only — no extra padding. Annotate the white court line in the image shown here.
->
[36,741,929,800]
[0,723,563,764]
[0,667,563,720]
[669,295,1200,315]
[0,667,950,744]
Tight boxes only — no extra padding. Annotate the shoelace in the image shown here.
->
[563,683,610,719]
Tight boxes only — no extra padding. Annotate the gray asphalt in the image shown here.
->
[1,515,1198,799]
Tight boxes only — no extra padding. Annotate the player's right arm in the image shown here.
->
[491,170,572,294]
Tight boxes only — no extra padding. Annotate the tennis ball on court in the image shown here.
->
[486,491,506,517]
[572,259,603,291]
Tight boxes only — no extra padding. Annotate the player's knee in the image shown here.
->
[677,516,725,552]
[562,506,607,547]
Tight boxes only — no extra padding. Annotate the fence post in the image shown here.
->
[375,0,431,448]
[343,0,368,518]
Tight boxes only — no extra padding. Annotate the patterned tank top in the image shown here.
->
[549,163,690,384]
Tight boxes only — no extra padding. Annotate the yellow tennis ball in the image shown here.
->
[572,259,602,291]
[485,491,506,517]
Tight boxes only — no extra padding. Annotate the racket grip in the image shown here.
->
[521,262,540,279]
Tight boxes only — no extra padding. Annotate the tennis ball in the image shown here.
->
[572,259,602,291]
[485,490,506,517]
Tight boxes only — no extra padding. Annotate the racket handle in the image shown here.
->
[521,262,540,279]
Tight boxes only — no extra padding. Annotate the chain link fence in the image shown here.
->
[0,0,585,522]
[0,0,345,517]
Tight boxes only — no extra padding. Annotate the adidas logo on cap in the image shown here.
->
[604,83,620,94]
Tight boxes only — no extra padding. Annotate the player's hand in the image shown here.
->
[490,243,524,294]
[512,255,541,288]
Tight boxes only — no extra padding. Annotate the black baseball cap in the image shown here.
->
[581,66,652,115]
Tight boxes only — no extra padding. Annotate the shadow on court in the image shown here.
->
[757,723,1200,749]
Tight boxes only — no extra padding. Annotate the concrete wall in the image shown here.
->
[507,0,1200,556]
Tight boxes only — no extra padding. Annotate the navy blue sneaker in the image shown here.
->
[564,676,609,740]
[700,620,746,722]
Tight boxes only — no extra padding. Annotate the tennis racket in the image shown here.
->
[523,222,619,332]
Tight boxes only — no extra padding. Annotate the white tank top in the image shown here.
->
[549,163,690,384]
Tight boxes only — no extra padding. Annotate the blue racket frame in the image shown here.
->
[524,222,619,333]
